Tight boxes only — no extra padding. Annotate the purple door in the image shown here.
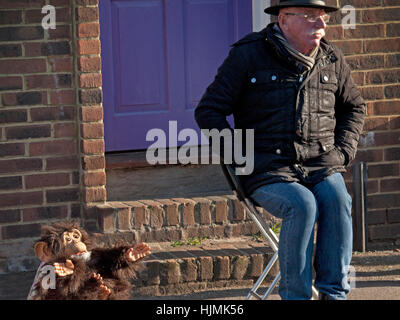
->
[100,0,252,152]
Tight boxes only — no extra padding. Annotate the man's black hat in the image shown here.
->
[264,0,339,15]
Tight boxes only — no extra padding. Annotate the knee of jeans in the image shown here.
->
[251,190,293,220]
[344,191,352,211]
[250,187,318,221]
[324,174,352,206]
[285,196,318,222]
[322,186,352,216]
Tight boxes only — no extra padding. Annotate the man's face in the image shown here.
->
[278,7,328,55]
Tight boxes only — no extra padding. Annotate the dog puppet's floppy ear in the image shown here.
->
[34,242,52,262]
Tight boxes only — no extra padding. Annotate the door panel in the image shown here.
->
[100,0,252,151]
[116,1,167,113]
[184,0,233,110]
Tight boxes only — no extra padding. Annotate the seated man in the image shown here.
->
[195,0,366,300]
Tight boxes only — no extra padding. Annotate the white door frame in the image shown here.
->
[252,0,271,31]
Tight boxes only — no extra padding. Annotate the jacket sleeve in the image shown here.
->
[334,50,366,165]
[194,45,248,162]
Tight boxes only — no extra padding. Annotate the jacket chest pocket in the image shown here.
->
[248,70,297,88]
[246,70,296,107]
[319,71,338,113]
[320,71,338,93]
[248,70,281,87]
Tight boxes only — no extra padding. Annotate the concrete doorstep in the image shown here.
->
[130,237,277,297]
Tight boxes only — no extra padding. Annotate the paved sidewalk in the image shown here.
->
[346,249,400,300]
[1,249,399,300]
[137,249,400,300]
[204,249,400,300]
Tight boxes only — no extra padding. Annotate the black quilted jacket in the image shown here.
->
[195,23,366,195]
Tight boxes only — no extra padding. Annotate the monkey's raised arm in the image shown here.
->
[88,243,150,279]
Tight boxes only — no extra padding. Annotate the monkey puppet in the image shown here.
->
[28,221,151,300]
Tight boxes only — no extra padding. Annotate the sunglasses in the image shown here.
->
[284,13,330,23]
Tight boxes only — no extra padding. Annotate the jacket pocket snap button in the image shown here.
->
[251,77,256,83]
[323,75,329,81]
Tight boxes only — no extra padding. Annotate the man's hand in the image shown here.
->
[125,243,151,262]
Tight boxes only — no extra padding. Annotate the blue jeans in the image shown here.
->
[250,173,353,300]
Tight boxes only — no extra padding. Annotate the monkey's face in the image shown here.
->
[61,228,87,257]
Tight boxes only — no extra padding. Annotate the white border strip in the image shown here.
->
[252,0,270,31]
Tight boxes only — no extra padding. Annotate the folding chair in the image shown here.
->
[221,163,319,300]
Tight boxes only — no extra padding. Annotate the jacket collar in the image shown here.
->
[264,23,337,73]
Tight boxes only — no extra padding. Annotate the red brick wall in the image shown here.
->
[75,0,106,230]
[323,0,400,248]
[0,0,106,272]
[0,0,398,273]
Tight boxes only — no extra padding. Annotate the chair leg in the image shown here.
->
[311,285,319,299]
[246,251,279,300]
[262,272,281,299]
